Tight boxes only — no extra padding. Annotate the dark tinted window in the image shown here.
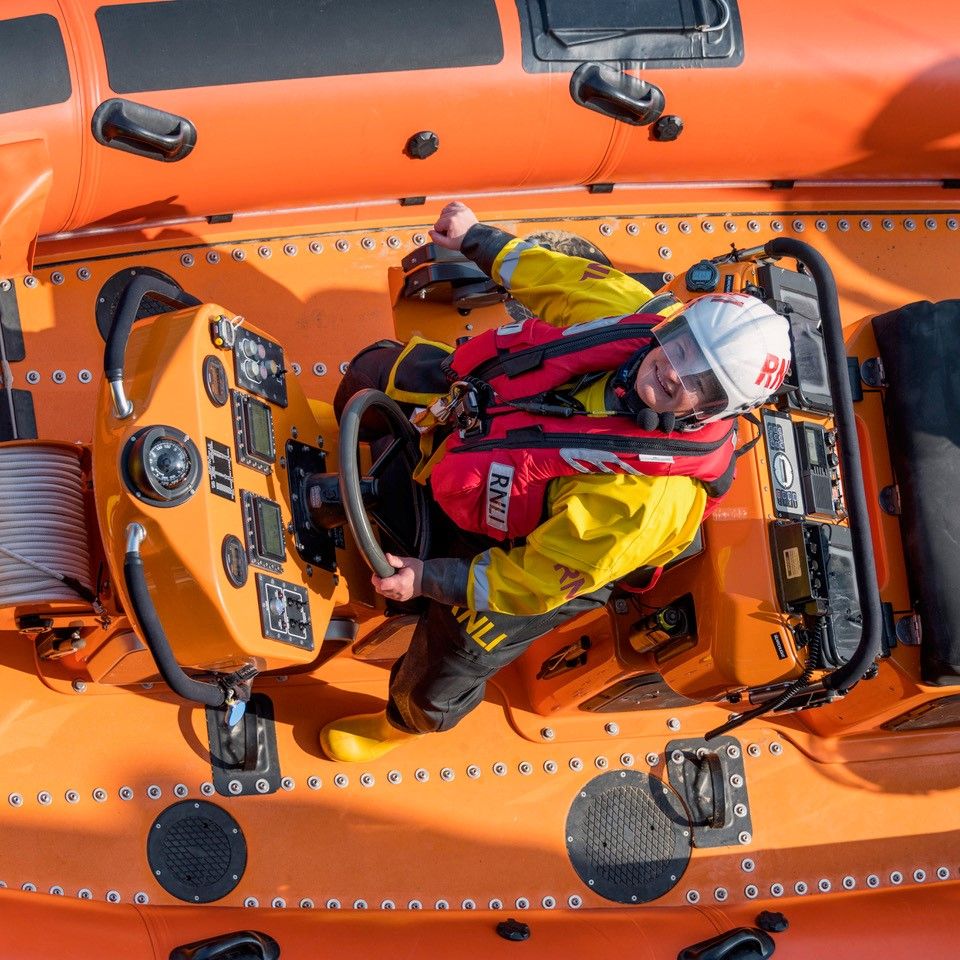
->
[517,0,743,71]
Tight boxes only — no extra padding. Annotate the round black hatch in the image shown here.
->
[565,770,691,904]
[147,800,247,903]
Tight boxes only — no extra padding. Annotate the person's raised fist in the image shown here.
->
[429,201,478,251]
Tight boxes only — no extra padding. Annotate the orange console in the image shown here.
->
[91,303,345,676]
[521,249,877,723]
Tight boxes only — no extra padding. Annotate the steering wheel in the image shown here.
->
[338,389,431,578]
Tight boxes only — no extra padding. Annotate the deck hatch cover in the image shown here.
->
[147,800,247,903]
[517,0,743,72]
[97,0,504,94]
[0,15,71,114]
[566,770,690,903]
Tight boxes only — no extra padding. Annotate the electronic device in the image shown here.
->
[255,574,313,650]
[770,520,861,666]
[241,491,286,573]
[231,391,276,474]
[232,331,288,407]
[756,264,832,413]
[684,259,720,292]
[794,421,836,517]
[762,410,804,517]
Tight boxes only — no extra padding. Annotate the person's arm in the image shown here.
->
[461,473,707,615]
[376,474,707,614]
[430,201,654,329]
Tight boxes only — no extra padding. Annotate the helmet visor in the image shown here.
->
[652,316,728,420]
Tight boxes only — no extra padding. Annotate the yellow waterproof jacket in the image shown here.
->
[402,226,708,615]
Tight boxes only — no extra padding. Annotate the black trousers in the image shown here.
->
[337,343,613,734]
[385,588,612,733]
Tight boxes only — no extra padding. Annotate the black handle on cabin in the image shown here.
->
[169,930,280,960]
[570,62,666,126]
[678,927,776,960]
[92,98,198,162]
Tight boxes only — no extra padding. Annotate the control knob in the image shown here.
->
[241,358,263,382]
[268,596,287,619]
[240,338,260,359]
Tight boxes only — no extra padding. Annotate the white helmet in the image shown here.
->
[653,293,792,423]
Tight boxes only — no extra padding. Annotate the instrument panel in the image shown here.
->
[96,305,344,672]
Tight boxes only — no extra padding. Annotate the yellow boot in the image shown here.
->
[320,711,420,762]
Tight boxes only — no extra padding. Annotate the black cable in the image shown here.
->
[704,618,824,741]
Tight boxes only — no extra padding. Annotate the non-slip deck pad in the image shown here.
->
[147,801,247,903]
[565,771,690,904]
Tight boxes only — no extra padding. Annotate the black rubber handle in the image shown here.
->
[124,547,226,708]
[169,931,279,960]
[570,62,665,126]
[693,751,728,828]
[93,98,197,162]
[678,927,776,960]
[103,273,198,384]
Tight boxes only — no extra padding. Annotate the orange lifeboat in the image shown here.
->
[0,2,959,957]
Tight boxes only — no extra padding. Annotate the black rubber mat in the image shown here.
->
[147,800,247,903]
[565,771,690,903]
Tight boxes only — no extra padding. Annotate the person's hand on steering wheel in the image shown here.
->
[372,553,424,602]
[430,201,478,251]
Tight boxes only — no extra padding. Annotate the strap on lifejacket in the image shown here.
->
[735,412,763,458]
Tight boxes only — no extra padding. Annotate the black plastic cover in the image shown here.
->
[565,770,690,903]
[0,281,25,362]
[516,0,743,72]
[0,14,71,114]
[873,300,960,685]
[666,736,752,848]
[0,389,37,441]
[205,693,281,797]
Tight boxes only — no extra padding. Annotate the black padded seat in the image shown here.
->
[873,300,960,685]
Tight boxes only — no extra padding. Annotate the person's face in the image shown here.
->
[633,346,702,414]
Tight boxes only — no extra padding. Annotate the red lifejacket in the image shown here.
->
[430,314,738,541]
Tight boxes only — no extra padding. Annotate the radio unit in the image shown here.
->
[794,421,836,517]
[770,520,861,666]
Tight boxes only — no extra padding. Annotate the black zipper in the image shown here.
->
[468,322,655,382]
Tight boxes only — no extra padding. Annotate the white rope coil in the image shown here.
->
[0,446,93,606]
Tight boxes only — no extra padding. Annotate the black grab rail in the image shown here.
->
[103,273,199,418]
[123,523,226,708]
[764,238,882,694]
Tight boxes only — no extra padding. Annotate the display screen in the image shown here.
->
[805,427,824,467]
[243,398,275,462]
[253,499,285,562]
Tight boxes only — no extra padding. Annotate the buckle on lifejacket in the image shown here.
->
[413,381,485,438]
